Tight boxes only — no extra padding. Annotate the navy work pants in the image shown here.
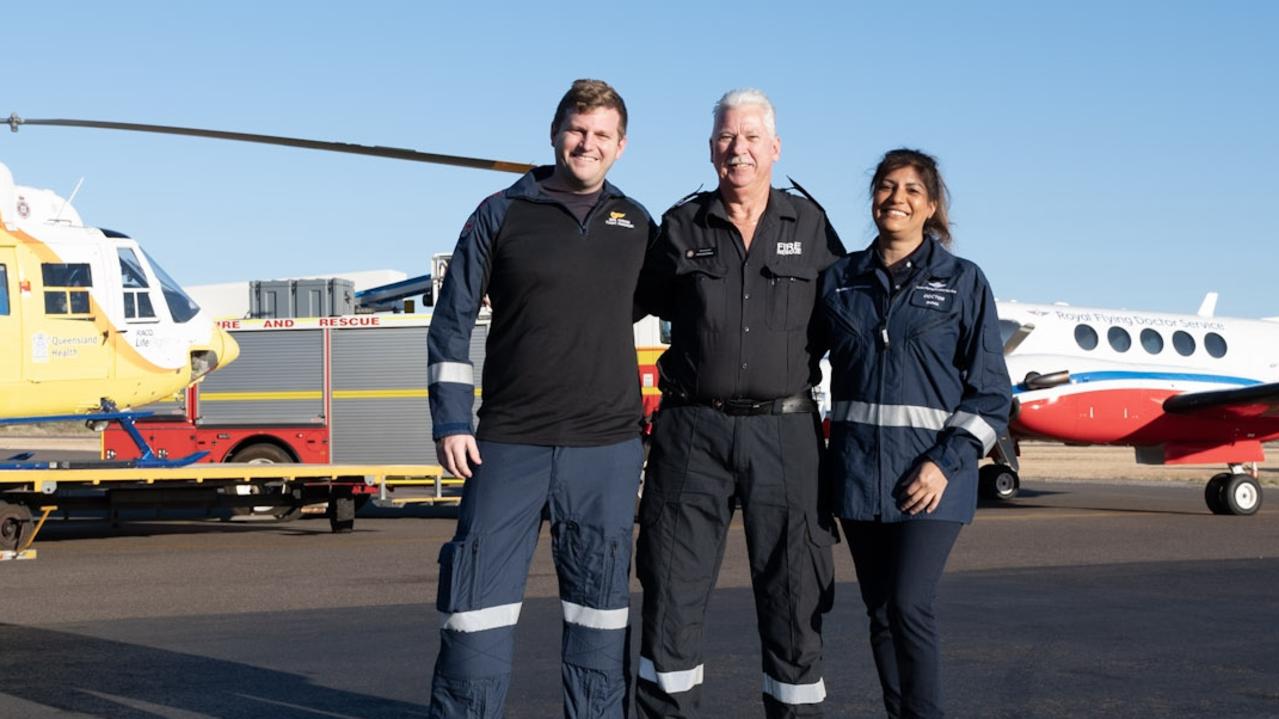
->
[428,438,644,719]
[636,406,837,718]
[842,519,962,719]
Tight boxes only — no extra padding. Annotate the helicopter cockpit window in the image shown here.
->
[0,264,9,316]
[118,248,157,320]
[142,250,201,324]
[42,263,93,316]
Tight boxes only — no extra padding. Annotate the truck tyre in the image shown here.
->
[0,501,34,552]
[228,443,293,464]
[227,443,298,519]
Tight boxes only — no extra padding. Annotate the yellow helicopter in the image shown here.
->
[0,160,239,420]
[2,114,530,425]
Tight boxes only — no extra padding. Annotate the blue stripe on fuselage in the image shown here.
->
[1013,370,1262,396]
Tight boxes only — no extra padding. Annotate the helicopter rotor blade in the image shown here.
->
[6,114,535,175]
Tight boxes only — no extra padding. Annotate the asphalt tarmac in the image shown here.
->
[3,479,1278,718]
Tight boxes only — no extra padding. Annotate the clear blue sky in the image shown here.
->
[6,2,1277,317]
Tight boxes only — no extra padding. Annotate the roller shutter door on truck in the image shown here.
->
[198,330,324,424]
[328,324,487,464]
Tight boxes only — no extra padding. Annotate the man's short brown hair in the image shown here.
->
[551,79,628,138]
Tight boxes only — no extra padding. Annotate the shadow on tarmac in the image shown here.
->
[0,623,428,718]
[3,554,1278,718]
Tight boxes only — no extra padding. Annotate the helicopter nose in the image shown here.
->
[213,325,240,369]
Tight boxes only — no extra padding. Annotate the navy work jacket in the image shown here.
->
[427,166,655,446]
[819,237,1011,523]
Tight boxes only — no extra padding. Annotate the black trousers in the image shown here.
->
[636,406,838,719]
[842,519,962,719]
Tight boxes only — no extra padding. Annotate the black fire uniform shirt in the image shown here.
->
[637,188,845,401]
[428,166,656,446]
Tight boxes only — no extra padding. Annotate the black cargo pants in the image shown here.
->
[635,405,838,718]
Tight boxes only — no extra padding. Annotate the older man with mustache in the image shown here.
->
[634,88,846,718]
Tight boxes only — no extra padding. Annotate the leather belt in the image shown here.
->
[662,392,818,417]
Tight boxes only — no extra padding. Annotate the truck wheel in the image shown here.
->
[0,501,34,552]
[229,443,293,464]
[227,444,297,519]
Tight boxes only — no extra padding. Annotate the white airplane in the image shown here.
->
[987,297,1279,516]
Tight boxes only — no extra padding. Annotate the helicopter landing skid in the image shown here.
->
[0,411,207,470]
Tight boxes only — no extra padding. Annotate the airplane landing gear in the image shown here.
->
[979,464,1020,501]
[1205,471,1262,516]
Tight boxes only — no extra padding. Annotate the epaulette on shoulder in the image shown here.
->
[666,186,705,214]
[784,176,827,214]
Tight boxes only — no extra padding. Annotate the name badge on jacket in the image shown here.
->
[910,280,956,311]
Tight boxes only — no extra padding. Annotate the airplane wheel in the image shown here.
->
[0,501,34,552]
[1221,474,1262,516]
[979,464,1020,500]
[1204,473,1231,515]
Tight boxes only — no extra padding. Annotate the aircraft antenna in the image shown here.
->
[53,177,85,223]
[6,113,535,175]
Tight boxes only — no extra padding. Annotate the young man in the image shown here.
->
[426,79,654,718]
[634,88,845,719]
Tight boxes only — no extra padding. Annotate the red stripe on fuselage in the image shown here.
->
[1013,388,1279,445]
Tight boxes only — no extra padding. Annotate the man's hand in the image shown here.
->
[899,460,948,515]
[438,435,482,478]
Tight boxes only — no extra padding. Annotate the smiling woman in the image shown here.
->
[819,148,1011,718]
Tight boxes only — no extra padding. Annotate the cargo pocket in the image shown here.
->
[436,537,481,613]
[599,528,634,609]
[805,513,838,613]
[635,497,667,589]
[765,262,818,331]
[553,520,604,606]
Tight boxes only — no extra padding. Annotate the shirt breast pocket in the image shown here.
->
[765,262,818,331]
[905,303,961,362]
[676,260,729,333]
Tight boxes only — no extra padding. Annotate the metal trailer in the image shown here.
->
[103,313,490,469]
[0,462,448,560]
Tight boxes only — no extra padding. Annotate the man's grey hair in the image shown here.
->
[712,88,777,138]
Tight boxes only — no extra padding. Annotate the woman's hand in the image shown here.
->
[899,460,948,515]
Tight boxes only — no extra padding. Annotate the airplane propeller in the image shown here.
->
[6,113,536,175]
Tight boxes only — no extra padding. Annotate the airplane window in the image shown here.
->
[1204,332,1227,358]
[998,319,1021,347]
[142,249,201,324]
[1140,329,1164,354]
[1107,326,1132,352]
[0,265,8,316]
[1172,330,1196,356]
[1074,323,1098,351]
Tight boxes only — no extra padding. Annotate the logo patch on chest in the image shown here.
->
[910,280,957,311]
[605,211,635,229]
[776,241,803,256]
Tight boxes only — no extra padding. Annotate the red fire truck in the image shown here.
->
[104,314,667,467]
